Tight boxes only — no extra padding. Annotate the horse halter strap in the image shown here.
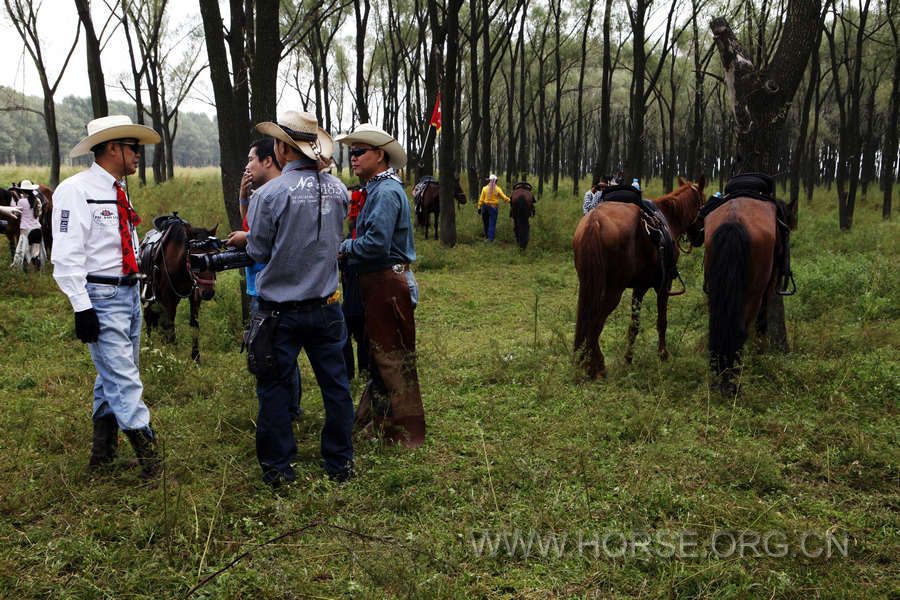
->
[158,221,201,299]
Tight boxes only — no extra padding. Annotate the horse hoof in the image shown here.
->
[658,349,669,361]
[624,353,633,364]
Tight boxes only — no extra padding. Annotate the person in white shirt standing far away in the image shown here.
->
[52,115,162,478]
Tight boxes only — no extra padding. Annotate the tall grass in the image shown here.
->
[0,166,896,598]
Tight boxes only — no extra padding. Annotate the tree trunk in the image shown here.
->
[790,33,820,206]
[882,7,899,219]
[354,0,371,122]
[467,0,481,201]
[479,0,492,182]
[687,0,705,178]
[43,95,61,189]
[199,0,248,231]
[251,0,280,125]
[551,0,562,192]
[74,0,108,118]
[439,0,464,247]
[627,0,647,180]
[573,0,595,195]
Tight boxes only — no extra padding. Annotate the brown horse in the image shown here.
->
[509,181,536,250]
[140,215,219,362]
[415,178,466,239]
[703,183,797,395]
[573,176,706,378]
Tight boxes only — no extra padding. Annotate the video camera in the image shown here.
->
[189,245,254,272]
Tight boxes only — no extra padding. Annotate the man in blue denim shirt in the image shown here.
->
[337,124,425,448]
[247,111,354,485]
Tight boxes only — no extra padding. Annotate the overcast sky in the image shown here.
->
[0,1,215,116]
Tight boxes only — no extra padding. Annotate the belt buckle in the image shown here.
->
[391,264,405,274]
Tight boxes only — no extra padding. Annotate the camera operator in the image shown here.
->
[246,111,354,486]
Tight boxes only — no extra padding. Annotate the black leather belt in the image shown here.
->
[87,274,139,286]
[259,292,338,312]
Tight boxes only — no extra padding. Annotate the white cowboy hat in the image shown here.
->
[488,173,498,181]
[335,123,407,169]
[70,115,161,158]
[13,179,39,191]
[255,111,334,162]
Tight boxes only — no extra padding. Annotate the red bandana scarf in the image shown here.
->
[114,181,141,274]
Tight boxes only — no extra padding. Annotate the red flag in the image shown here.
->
[429,93,441,133]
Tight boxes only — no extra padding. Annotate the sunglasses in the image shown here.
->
[349,147,375,158]
[116,140,143,154]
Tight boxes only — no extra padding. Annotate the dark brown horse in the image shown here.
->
[573,176,706,378]
[37,184,53,256]
[509,181,536,250]
[703,182,797,395]
[415,178,466,239]
[0,188,19,259]
[140,216,219,362]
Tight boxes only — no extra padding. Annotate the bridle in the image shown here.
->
[678,182,706,254]
[158,225,220,299]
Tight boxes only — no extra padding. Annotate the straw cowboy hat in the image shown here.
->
[255,111,334,162]
[70,115,161,158]
[335,123,407,169]
[12,179,39,191]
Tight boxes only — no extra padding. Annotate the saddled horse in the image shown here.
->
[509,181,536,250]
[414,176,467,239]
[140,214,219,362]
[573,176,706,379]
[701,173,797,395]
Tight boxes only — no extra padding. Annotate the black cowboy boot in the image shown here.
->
[124,427,160,478]
[88,414,119,469]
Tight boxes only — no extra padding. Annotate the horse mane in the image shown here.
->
[654,181,701,234]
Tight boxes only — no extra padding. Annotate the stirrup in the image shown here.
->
[668,272,686,296]
[776,272,796,296]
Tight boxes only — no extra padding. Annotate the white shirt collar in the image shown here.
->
[90,162,121,188]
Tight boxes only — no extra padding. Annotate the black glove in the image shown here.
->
[74,309,100,343]
[477,207,482,215]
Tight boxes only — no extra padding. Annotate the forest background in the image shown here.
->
[1,0,897,234]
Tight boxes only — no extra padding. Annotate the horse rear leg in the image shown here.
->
[575,288,623,379]
[625,288,648,364]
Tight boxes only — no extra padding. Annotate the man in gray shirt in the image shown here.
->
[247,111,354,485]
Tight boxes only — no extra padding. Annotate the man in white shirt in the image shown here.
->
[52,115,161,477]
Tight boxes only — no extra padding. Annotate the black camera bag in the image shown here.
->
[243,310,280,378]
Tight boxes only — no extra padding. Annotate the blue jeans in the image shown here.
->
[482,205,499,241]
[255,302,354,483]
[250,294,301,420]
[86,282,150,431]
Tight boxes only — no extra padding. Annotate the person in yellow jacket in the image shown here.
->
[477,173,510,241]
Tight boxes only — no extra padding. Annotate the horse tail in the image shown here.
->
[574,217,606,356]
[707,221,749,371]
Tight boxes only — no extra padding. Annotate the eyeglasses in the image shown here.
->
[349,147,374,158]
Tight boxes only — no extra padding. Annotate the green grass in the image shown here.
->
[0,166,897,598]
